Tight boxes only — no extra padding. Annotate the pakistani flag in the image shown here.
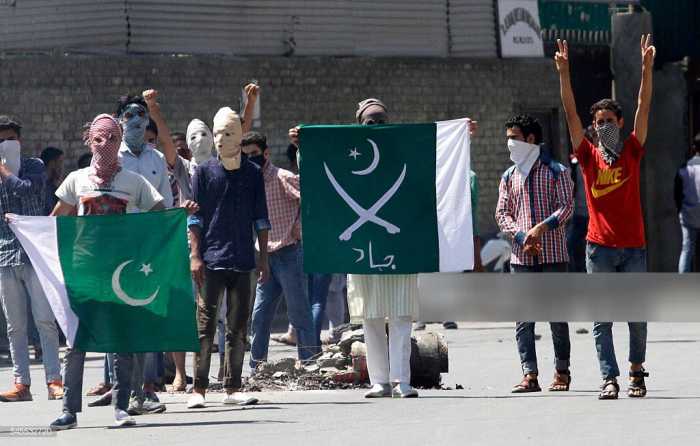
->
[300,118,473,274]
[8,209,198,353]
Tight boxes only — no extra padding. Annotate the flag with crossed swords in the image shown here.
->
[299,119,474,274]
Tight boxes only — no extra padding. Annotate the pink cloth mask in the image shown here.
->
[88,114,122,186]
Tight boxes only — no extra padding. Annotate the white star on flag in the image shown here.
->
[139,263,154,277]
[348,148,361,160]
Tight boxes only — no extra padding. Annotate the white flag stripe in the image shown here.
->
[435,118,474,271]
[8,215,78,347]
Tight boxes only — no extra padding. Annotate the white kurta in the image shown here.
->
[348,274,419,322]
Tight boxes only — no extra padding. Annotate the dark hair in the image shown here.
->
[590,98,623,120]
[693,132,700,153]
[115,95,148,118]
[40,146,64,165]
[171,132,186,141]
[0,115,22,138]
[241,131,267,151]
[77,152,93,169]
[505,115,543,145]
[286,144,298,165]
[146,118,158,137]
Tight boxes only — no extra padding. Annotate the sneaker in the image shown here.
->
[186,391,206,409]
[0,383,32,402]
[222,392,258,406]
[49,412,77,431]
[47,381,64,400]
[87,391,112,407]
[392,383,419,398]
[144,391,160,403]
[127,397,166,415]
[364,383,392,398]
[114,409,136,427]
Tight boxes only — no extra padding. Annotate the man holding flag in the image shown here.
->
[290,99,476,399]
[7,113,198,430]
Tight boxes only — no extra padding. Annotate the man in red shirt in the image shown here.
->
[555,35,655,400]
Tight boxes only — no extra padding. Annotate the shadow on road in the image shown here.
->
[101,419,295,430]
[165,406,283,414]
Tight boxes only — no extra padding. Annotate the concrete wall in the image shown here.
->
[0,55,564,237]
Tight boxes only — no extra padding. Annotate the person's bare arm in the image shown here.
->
[634,34,656,146]
[50,200,77,216]
[143,89,178,168]
[242,83,260,134]
[256,229,270,284]
[189,225,205,289]
[555,40,584,149]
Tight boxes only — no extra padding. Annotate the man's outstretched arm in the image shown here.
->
[555,39,584,149]
[634,34,656,146]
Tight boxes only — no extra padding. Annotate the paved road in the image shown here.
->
[2,322,699,445]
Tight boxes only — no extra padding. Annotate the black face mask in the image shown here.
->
[249,154,265,167]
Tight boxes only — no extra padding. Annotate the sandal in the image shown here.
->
[171,377,186,392]
[598,378,619,400]
[628,369,649,398]
[548,369,571,391]
[86,382,112,396]
[511,375,542,393]
[271,333,297,346]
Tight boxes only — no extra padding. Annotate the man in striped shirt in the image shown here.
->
[243,131,316,369]
[495,115,574,394]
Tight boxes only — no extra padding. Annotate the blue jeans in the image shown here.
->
[678,224,698,273]
[308,273,333,346]
[130,352,162,400]
[250,243,315,368]
[104,353,114,384]
[0,264,61,385]
[586,243,647,379]
[511,263,571,375]
[64,349,132,414]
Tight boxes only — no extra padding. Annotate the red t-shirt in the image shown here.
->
[575,133,645,248]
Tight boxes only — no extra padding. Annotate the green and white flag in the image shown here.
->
[300,118,473,274]
[8,209,198,353]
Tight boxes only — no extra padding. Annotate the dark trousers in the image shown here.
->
[511,262,571,375]
[194,269,251,391]
[63,349,132,414]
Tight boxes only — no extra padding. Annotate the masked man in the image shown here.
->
[49,114,169,430]
[0,116,63,403]
[290,99,421,398]
[495,114,574,394]
[114,95,173,415]
[187,107,270,409]
[555,36,655,399]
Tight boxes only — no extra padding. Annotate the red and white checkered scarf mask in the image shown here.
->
[88,114,122,186]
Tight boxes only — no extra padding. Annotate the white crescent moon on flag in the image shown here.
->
[111,260,160,307]
[352,138,380,176]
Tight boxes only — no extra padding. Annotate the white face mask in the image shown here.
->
[212,107,242,171]
[0,140,21,176]
[507,139,540,177]
[186,119,214,165]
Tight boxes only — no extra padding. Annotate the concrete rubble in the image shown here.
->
[244,324,449,392]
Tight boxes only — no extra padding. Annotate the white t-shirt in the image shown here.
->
[56,167,163,216]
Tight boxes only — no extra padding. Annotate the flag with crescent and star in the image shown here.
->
[299,118,474,274]
[7,209,198,352]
